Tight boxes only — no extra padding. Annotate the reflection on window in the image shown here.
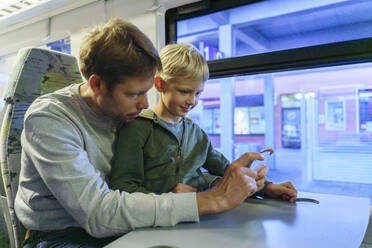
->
[177,0,372,60]
[234,107,249,134]
[188,63,372,202]
[201,108,220,135]
[358,89,372,133]
[325,100,346,131]
[281,94,302,149]
[248,106,265,134]
[234,106,266,135]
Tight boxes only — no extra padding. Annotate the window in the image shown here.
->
[169,0,372,60]
[358,88,372,133]
[43,37,71,54]
[0,52,18,112]
[167,0,372,202]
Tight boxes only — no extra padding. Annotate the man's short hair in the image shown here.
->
[79,18,161,90]
[156,43,209,83]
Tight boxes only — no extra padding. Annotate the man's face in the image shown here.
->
[96,76,153,122]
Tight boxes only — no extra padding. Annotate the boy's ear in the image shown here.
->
[154,77,166,92]
[89,74,106,96]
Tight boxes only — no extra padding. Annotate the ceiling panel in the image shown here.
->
[0,0,46,18]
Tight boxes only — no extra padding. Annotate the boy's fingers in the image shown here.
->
[284,181,297,191]
[282,187,297,198]
[289,195,297,203]
[173,183,197,193]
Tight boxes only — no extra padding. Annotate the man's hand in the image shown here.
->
[172,183,197,193]
[252,164,268,192]
[265,181,297,202]
[196,152,264,215]
[209,177,222,188]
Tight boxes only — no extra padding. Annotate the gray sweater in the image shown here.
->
[14,83,198,238]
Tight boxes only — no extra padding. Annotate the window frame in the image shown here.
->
[165,0,372,79]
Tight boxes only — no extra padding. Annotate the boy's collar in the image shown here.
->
[139,109,192,122]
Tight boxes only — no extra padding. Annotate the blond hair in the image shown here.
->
[156,43,209,83]
[79,18,161,90]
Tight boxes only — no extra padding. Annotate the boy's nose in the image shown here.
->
[187,95,196,106]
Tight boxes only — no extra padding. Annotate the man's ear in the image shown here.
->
[154,77,166,93]
[88,74,106,96]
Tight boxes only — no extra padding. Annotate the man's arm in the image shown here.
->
[22,112,198,237]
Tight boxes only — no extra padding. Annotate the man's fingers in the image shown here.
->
[256,165,268,177]
[245,176,258,194]
[233,152,264,168]
[232,149,274,169]
[256,178,265,191]
[260,148,274,155]
[239,166,258,179]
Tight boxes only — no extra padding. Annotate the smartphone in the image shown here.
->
[250,149,273,168]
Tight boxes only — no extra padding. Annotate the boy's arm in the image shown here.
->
[202,139,230,177]
[201,172,222,188]
[110,121,152,194]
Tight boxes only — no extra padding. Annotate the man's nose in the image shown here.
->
[137,95,149,110]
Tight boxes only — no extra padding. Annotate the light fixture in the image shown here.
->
[0,0,47,19]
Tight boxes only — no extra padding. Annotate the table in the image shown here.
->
[106,192,370,248]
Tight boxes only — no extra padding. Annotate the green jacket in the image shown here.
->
[110,109,230,194]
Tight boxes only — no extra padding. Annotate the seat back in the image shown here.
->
[0,47,83,248]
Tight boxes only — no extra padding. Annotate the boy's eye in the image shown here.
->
[179,90,189,94]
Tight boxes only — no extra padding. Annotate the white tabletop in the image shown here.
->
[106,192,370,248]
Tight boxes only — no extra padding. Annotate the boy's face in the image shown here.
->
[96,75,153,122]
[160,78,205,121]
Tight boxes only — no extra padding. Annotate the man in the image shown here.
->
[15,18,297,248]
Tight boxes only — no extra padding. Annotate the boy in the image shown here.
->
[110,44,270,194]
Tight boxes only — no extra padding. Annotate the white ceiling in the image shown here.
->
[0,0,47,18]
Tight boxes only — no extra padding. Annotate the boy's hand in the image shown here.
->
[265,181,297,202]
[172,183,197,193]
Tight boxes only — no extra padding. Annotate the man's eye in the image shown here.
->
[180,90,189,94]
[128,93,139,98]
